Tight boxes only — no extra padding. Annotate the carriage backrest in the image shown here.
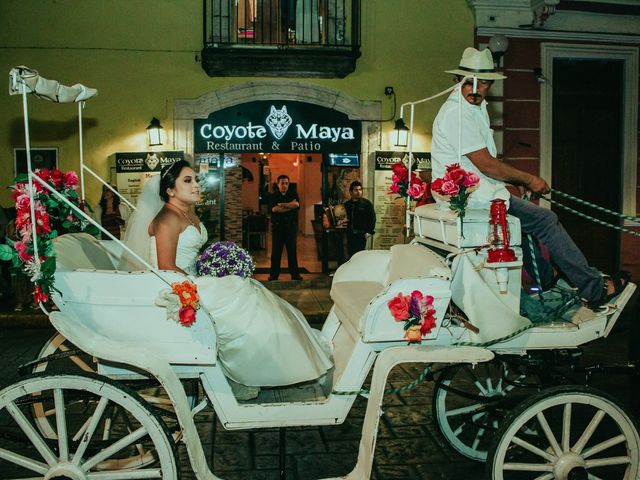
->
[385,243,450,284]
[53,233,116,271]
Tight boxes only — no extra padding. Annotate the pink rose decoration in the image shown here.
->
[462,172,480,188]
[440,180,460,196]
[410,290,423,301]
[63,171,79,189]
[16,194,30,211]
[407,182,425,199]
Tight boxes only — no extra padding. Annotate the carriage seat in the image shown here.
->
[51,233,217,366]
[330,244,452,342]
[53,233,117,271]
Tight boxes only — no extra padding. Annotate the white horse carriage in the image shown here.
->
[2,68,638,480]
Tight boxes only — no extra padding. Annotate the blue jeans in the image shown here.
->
[508,195,603,302]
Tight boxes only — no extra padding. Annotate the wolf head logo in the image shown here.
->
[265,105,292,140]
[145,153,159,171]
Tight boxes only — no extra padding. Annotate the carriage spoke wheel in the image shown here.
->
[487,385,640,480]
[30,333,183,465]
[31,334,98,440]
[434,360,533,461]
[0,373,180,479]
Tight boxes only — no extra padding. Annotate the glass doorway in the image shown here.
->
[240,153,323,275]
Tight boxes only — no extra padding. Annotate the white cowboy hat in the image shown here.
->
[445,47,507,80]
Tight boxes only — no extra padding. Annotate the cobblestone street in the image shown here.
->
[1,294,637,480]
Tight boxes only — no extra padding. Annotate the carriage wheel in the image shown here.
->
[433,359,535,461]
[487,385,640,480]
[0,372,180,479]
[31,333,98,439]
[31,333,182,446]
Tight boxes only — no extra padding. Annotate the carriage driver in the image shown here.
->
[430,47,628,309]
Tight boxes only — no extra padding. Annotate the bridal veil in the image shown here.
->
[118,175,164,270]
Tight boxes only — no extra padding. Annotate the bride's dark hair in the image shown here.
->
[159,160,192,202]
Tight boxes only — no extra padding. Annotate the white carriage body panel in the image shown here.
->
[424,282,636,353]
[330,244,452,343]
[412,203,521,251]
[53,270,217,366]
[198,342,494,430]
[361,278,451,342]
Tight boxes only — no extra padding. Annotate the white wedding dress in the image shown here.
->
[148,224,208,275]
[149,223,333,387]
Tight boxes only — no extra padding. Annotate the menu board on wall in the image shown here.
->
[372,151,431,250]
[115,151,184,205]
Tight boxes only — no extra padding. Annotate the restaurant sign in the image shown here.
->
[375,151,431,171]
[115,151,185,173]
[194,101,361,154]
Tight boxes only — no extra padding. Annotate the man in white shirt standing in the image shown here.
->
[431,47,626,309]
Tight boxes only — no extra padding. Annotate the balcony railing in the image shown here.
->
[201,0,361,77]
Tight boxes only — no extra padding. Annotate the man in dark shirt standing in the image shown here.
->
[344,181,376,258]
[269,175,303,281]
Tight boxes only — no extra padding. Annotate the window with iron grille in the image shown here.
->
[202,0,361,77]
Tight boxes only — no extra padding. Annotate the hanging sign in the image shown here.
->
[194,101,361,154]
[374,150,431,171]
[114,151,184,205]
[371,151,430,250]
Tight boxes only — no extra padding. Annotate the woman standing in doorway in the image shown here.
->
[94,184,130,240]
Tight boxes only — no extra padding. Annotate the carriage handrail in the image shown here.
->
[81,163,137,211]
[28,173,173,288]
[11,66,169,291]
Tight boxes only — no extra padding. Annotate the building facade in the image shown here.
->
[1,0,638,276]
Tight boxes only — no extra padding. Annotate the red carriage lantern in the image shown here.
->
[487,199,517,263]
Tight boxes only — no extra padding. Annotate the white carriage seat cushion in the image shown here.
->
[386,243,451,283]
[331,281,385,340]
[53,233,116,271]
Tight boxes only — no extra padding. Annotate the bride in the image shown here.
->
[121,161,333,388]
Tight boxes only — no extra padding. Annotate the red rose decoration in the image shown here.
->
[391,162,408,181]
[33,285,48,305]
[446,164,465,185]
[431,177,444,194]
[387,293,410,321]
[178,306,197,327]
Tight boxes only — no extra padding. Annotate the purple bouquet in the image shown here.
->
[196,241,255,278]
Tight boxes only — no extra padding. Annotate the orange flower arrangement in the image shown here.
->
[171,280,200,326]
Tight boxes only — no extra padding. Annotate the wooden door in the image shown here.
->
[551,58,623,273]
